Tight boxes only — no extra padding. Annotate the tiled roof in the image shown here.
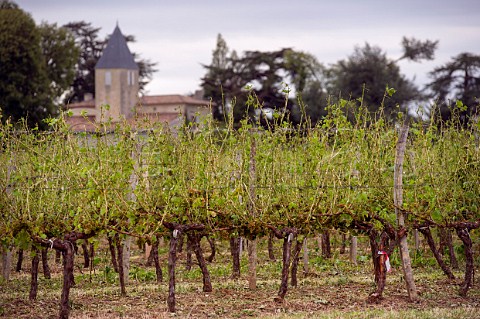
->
[66,100,95,109]
[95,25,138,70]
[65,112,182,133]
[140,94,210,106]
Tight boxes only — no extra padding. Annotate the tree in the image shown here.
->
[426,53,480,125]
[395,37,438,63]
[0,1,78,128]
[0,1,50,127]
[326,43,421,121]
[201,34,235,120]
[38,22,79,104]
[63,21,157,104]
[62,21,104,104]
[201,36,322,124]
[296,79,329,125]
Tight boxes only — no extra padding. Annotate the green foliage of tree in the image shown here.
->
[326,43,420,120]
[201,35,322,124]
[201,34,236,121]
[0,1,78,129]
[397,37,438,63]
[39,22,79,104]
[63,21,157,104]
[426,52,480,125]
[62,21,104,104]
[0,2,50,128]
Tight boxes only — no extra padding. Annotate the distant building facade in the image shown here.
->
[66,25,210,131]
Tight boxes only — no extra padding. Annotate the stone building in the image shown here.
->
[66,25,210,131]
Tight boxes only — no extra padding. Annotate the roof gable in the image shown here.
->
[95,25,139,70]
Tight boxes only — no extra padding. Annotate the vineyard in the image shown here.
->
[0,101,479,318]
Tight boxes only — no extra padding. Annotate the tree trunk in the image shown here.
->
[268,231,276,261]
[418,226,455,280]
[350,236,358,265]
[152,239,162,283]
[206,236,216,263]
[115,235,127,296]
[41,247,51,279]
[189,233,212,292]
[16,248,23,272]
[393,125,417,301]
[108,235,119,273]
[59,243,75,319]
[29,248,40,301]
[230,237,241,279]
[290,237,302,287]
[167,230,180,313]
[321,231,331,259]
[456,227,474,297]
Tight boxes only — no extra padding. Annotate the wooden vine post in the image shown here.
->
[394,125,418,301]
[247,134,257,290]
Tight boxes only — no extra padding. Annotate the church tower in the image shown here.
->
[95,25,139,121]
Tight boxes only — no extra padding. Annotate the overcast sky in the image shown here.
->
[15,0,480,96]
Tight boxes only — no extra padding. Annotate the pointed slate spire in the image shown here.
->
[95,25,139,70]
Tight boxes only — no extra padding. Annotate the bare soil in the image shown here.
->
[1,238,479,319]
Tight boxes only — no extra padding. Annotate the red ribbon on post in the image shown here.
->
[378,250,392,272]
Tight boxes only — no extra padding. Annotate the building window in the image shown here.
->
[128,71,135,86]
[105,71,112,86]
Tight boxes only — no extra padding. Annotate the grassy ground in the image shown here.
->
[0,236,479,318]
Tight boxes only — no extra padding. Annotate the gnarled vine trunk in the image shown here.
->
[41,247,51,279]
[455,227,474,297]
[206,236,216,263]
[81,240,90,269]
[189,232,212,292]
[107,235,119,273]
[268,231,276,261]
[229,236,241,279]
[16,248,23,272]
[115,234,127,296]
[163,222,205,313]
[367,230,389,303]
[151,238,162,283]
[290,237,303,288]
[59,242,75,319]
[29,247,40,301]
[418,226,455,280]
[271,227,297,303]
